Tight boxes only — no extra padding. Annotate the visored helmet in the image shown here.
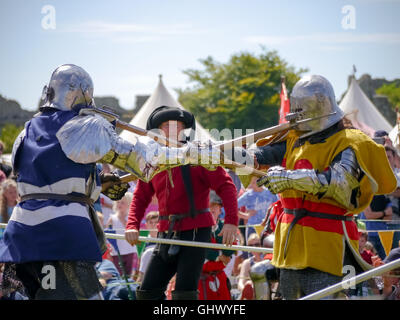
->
[290,75,344,138]
[41,64,95,111]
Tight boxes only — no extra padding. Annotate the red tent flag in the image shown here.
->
[279,77,290,124]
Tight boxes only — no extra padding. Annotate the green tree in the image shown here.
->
[176,48,307,134]
[376,83,400,110]
[0,124,23,154]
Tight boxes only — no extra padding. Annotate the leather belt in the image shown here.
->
[20,193,94,206]
[19,192,106,254]
[283,208,353,259]
[159,208,210,238]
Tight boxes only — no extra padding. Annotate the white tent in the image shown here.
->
[339,77,393,135]
[389,123,400,148]
[119,75,215,143]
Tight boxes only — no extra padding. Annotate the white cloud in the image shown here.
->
[63,20,208,41]
[244,32,400,46]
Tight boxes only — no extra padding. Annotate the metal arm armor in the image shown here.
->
[257,147,361,210]
[56,112,221,182]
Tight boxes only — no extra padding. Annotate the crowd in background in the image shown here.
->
[0,133,399,300]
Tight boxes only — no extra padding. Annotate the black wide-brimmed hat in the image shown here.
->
[146,106,196,131]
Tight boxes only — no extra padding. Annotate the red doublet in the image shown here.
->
[127,166,239,232]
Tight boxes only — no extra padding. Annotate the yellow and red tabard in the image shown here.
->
[269,128,397,276]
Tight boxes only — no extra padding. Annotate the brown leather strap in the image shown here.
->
[159,208,210,238]
[283,208,353,259]
[20,193,94,206]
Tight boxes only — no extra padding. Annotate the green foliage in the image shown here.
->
[0,124,23,153]
[176,48,307,133]
[376,83,400,110]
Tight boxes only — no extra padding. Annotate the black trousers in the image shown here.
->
[140,227,211,293]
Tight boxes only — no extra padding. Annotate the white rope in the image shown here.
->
[0,223,273,254]
[105,232,273,254]
[300,257,400,300]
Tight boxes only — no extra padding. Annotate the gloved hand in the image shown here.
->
[257,166,324,195]
[256,166,291,194]
[100,172,129,200]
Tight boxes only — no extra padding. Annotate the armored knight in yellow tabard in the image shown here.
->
[253,75,397,299]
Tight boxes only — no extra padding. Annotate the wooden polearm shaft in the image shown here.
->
[92,106,267,183]
[215,112,337,152]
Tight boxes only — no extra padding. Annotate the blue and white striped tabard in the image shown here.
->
[0,108,103,263]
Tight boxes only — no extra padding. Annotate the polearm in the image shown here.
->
[215,112,337,152]
[88,106,267,183]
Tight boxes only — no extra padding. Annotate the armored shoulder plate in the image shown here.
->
[56,114,116,164]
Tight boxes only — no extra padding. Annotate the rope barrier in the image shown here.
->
[105,232,273,254]
[300,257,400,300]
[0,223,273,254]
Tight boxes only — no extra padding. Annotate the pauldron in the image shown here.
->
[56,113,221,182]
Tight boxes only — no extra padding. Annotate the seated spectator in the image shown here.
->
[372,247,400,300]
[365,241,378,256]
[384,145,400,250]
[359,231,374,265]
[137,211,159,284]
[95,258,137,300]
[347,231,378,298]
[0,179,18,240]
[238,176,277,243]
[360,194,392,260]
[0,263,28,300]
[0,141,12,178]
[198,191,235,300]
[238,233,263,300]
[106,192,138,278]
[0,179,18,224]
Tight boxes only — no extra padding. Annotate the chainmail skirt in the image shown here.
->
[1,260,103,300]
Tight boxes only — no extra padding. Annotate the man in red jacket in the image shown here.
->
[125,106,239,300]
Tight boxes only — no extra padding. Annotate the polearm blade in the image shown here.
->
[215,122,292,151]
[216,112,337,151]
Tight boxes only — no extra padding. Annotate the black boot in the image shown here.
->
[135,287,166,300]
[171,290,199,300]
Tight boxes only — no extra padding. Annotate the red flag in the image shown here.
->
[279,78,290,124]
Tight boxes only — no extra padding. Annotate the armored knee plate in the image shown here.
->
[249,260,273,300]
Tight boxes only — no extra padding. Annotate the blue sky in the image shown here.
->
[0,0,399,111]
